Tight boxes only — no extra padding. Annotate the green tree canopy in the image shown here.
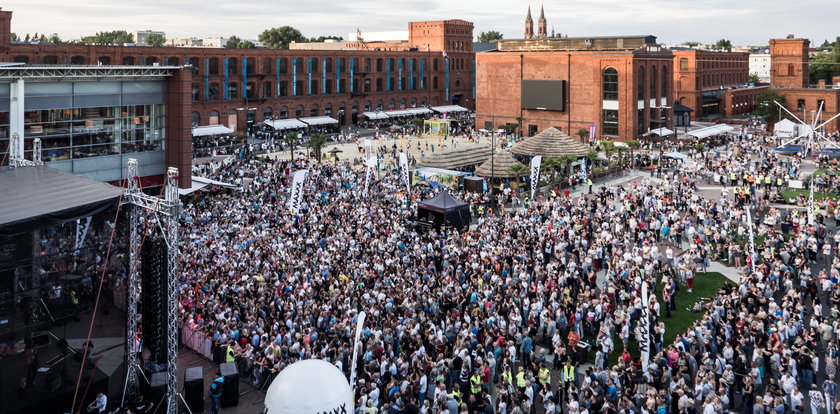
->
[238,40,256,49]
[810,37,840,84]
[258,26,307,49]
[715,39,732,52]
[748,73,760,84]
[224,35,242,48]
[309,35,343,42]
[80,30,134,45]
[477,31,503,43]
[753,89,787,124]
[145,33,166,47]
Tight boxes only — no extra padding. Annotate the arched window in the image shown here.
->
[44,55,59,64]
[602,67,618,100]
[364,101,372,111]
[421,98,427,106]
[279,106,289,119]
[400,99,406,109]
[70,55,85,65]
[168,57,179,66]
[661,65,668,102]
[121,56,134,65]
[787,63,794,76]
[13,56,28,64]
[263,107,273,121]
[602,67,619,137]
[649,66,657,99]
[411,98,417,107]
[376,100,383,111]
[324,104,333,117]
[295,105,304,118]
[228,82,238,99]
[208,83,220,100]
[637,66,645,101]
[209,57,220,75]
[191,112,201,127]
[388,100,395,110]
[97,56,110,65]
[209,110,220,123]
[146,57,158,65]
[310,104,319,116]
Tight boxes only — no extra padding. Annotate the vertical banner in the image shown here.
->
[640,281,650,369]
[745,207,756,273]
[588,124,596,141]
[364,156,377,195]
[530,156,542,199]
[288,169,309,213]
[292,58,297,97]
[399,152,410,193]
[349,311,367,389]
[74,216,92,255]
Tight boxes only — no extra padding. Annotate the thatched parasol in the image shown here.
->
[474,152,528,178]
[511,127,590,158]
[416,143,492,169]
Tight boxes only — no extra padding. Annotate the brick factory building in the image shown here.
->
[671,49,767,121]
[476,35,674,141]
[768,36,840,133]
[0,10,475,131]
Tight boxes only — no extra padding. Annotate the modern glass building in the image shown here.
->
[0,65,192,187]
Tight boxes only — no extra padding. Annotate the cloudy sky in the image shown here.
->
[3,0,838,46]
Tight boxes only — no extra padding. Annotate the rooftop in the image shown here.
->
[497,35,661,52]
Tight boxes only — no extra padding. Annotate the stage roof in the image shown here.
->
[0,166,123,234]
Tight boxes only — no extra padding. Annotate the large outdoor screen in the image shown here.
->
[521,80,566,112]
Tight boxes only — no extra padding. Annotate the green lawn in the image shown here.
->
[781,189,838,202]
[583,272,728,366]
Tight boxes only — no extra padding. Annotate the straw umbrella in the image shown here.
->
[416,143,492,169]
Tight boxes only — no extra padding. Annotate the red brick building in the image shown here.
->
[476,36,674,141]
[671,49,761,118]
[0,10,475,132]
[768,36,840,133]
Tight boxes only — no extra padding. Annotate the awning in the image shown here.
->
[178,176,237,195]
[431,105,469,113]
[686,124,734,139]
[384,109,414,117]
[264,119,307,130]
[406,107,433,115]
[647,127,674,136]
[0,165,123,234]
[299,116,338,126]
[362,111,390,120]
[664,152,688,160]
[673,103,694,113]
[192,124,233,137]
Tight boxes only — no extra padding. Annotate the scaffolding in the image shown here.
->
[121,158,183,414]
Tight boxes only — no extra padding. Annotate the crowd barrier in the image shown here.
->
[181,324,215,360]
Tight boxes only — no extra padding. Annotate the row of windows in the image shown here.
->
[12,55,444,76]
[601,65,671,136]
[190,75,440,101]
[702,72,746,87]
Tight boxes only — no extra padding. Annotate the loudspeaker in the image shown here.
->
[219,362,239,407]
[148,372,168,405]
[184,367,204,412]
[32,331,50,347]
[141,238,168,364]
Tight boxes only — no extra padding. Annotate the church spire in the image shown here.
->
[524,6,534,39]
[537,4,547,38]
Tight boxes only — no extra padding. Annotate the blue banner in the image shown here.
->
[336,58,341,94]
[350,59,355,92]
[243,57,248,99]
[420,59,425,90]
[322,58,327,94]
[292,58,297,96]
[398,59,403,91]
[409,59,414,90]
[276,58,281,96]
[386,58,392,91]
[307,58,313,95]
[445,58,450,102]
[204,58,209,101]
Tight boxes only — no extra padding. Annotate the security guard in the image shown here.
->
[469,369,482,395]
[730,172,737,186]
[587,178,593,194]
[451,388,462,408]
[225,342,236,363]
[562,362,576,387]
[515,366,526,393]
[538,362,551,387]
[501,365,513,389]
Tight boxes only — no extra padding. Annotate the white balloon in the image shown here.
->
[265,359,353,414]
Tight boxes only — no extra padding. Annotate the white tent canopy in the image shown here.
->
[431,105,469,113]
[178,176,237,195]
[686,124,734,139]
[384,109,414,117]
[192,124,233,137]
[362,111,389,120]
[299,116,338,126]
[648,127,674,136]
[406,107,433,115]
[264,119,308,130]
[774,119,797,138]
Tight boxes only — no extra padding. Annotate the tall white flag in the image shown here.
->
[287,169,309,213]
[640,281,651,369]
[399,152,410,193]
[530,156,542,199]
[74,216,92,255]
[363,156,377,195]
[349,311,367,389]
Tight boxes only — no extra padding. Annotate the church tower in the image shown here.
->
[537,5,547,38]
[524,6,534,39]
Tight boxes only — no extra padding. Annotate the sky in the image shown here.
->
[2,0,838,46]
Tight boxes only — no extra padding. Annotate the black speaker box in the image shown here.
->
[184,366,204,412]
[148,371,168,405]
[220,362,239,407]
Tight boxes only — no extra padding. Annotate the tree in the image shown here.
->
[477,31,503,43]
[80,30,134,45]
[10,33,17,42]
[238,40,256,49]
[145,33,166,47]
[47,33,62,44]
[575,128,588,143]
[625,140,640,167]
[284,132,299,160]
[753,89,787,125]
[309,35,343,42]
[682,41,700,47]
[224,36,242,49]
[601,140,617,168]
[810,38,840,83]
[309,133,327,163]
[514,116,523,137]
[715,39,732,52]
[258,26,307,49]
[748,73,760,84]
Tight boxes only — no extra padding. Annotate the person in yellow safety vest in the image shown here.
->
[776,177,783,187]
[562,363,575,385]
[587,178,593,194]
[451,388,462,407]
[538,362,551,387]
[516,366,526,392]
[501,365,513,389]
[765,175,772,189]
[730,172,737,186]
[470,370,482,394]
[225,342,235,363]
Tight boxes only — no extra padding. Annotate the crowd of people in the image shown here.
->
[176,133,839,414]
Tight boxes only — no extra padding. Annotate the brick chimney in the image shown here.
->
[0,8,12,48]
[833,76,840,87]
[818,79,826,89]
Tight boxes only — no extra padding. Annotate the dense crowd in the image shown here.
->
[178,137,839,414]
